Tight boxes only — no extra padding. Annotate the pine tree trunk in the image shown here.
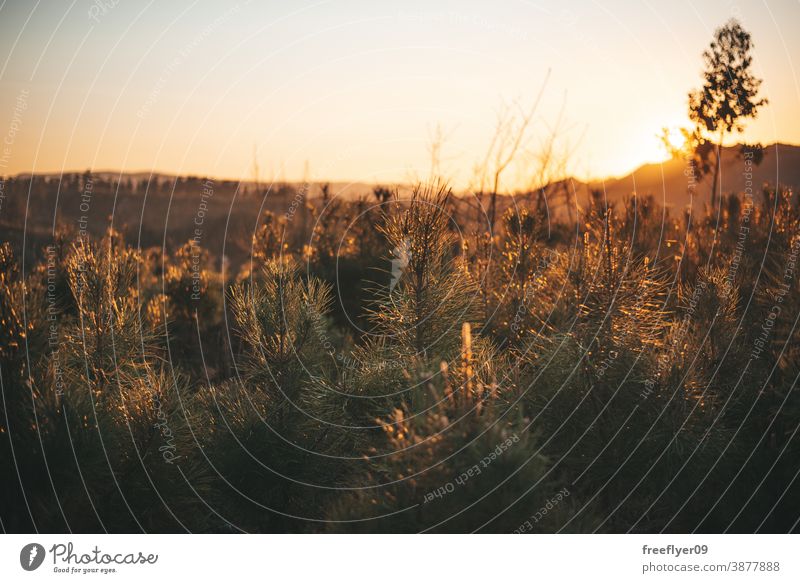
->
[711,134,723,208]
[489,191,497,231]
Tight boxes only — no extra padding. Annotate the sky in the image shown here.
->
[0,0,798,190]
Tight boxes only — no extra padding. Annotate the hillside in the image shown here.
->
[584,142,800,211]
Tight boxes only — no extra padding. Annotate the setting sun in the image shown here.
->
[1,2,798,188]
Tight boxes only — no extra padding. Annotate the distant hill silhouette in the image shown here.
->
[7,142,798,213]
[8,170,381,200]
[582,142,800,211]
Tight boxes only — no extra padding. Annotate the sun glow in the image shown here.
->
[0,2,797,186]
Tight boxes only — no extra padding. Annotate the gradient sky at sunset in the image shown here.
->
[1,0,798,190]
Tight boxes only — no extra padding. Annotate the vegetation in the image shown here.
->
[666,18,768,207]
[1,174,798,533]
[0,18,797,535]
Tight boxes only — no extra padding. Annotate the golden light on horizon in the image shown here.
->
[0,1,798,189]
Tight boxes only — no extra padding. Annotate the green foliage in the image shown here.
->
[325,380,585,533]
[689,19,767,136]
[2,178,799,533]
[685,18,768,206]
[371,182,481,359]
[229,258,332,397]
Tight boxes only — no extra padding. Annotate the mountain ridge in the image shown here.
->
[5,142,798,209]
[578,142,800,210]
